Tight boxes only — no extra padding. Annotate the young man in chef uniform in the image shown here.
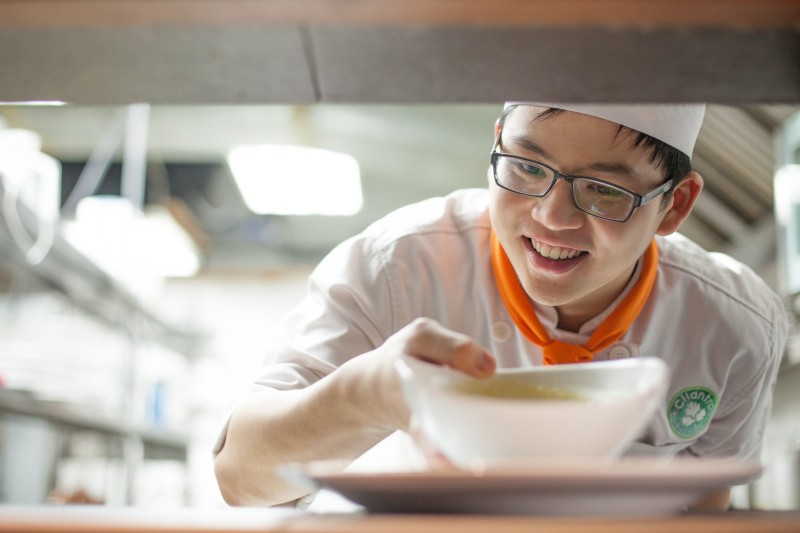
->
[214,103,789,511]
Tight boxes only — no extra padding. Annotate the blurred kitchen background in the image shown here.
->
[0,103,503,508]
[1,102,799,510]
[1,0,800,513]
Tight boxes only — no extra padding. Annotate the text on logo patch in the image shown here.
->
[668,386,718,439]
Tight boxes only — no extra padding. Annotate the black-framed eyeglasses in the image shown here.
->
[489,130,673,223]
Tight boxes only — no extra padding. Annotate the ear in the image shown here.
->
[494,119,501,139]
[656,171,704,236]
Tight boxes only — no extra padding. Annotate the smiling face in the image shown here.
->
[488,105,701,331]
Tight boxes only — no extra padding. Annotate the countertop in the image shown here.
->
[2,506,800,533]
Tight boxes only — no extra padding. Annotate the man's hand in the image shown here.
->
[215,318,494,506]
[387,318,497,377]
[331,318,496,433]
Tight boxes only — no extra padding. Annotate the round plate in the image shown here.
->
[291,457,761,516]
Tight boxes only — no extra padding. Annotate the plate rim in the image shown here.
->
[300,456,762,490]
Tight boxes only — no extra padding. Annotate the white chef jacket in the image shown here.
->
[222,188,788,463]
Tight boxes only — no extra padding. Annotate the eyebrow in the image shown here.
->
[504,134,641,183]
[505,135,553,160]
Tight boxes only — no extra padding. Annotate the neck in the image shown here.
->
[554,263,638,333]
[554,309,590,333]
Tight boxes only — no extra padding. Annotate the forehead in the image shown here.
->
[502,106,661,173]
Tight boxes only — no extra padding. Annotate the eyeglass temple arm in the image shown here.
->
[638,179,674,206]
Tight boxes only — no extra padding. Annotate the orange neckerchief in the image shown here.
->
[490,230,658,365]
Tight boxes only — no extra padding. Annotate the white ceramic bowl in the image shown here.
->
[395,356,669,468]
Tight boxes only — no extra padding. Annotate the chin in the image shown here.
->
[520,280,573,308]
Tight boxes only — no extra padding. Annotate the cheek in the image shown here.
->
[488,188,526,231]
[587,217,644,255]
[594,225,655,272]
[627,203,666,239]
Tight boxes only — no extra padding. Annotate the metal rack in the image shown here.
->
[0,180,203,504]
[0,389,187,454]
[0,184,203,356]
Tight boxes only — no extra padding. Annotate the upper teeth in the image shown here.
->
[533,241,582,260]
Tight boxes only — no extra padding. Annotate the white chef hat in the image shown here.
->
[503,102,706,158]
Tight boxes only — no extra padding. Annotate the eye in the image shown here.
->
[518,161,547,177]
[589,182,625,198]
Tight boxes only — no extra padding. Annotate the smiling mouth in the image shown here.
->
[531,239,585,260]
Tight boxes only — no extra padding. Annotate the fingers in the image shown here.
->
[342,318,495,432]
[398,318,496,378]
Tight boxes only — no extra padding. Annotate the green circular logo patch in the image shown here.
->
[668,386,718,439]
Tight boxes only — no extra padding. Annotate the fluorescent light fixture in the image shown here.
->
[227,145,363,216]
[0,100,68,106]
[65,196,201,287]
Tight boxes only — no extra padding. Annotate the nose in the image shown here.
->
[530,178,583,230]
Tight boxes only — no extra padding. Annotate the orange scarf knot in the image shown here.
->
[541,341,594,365]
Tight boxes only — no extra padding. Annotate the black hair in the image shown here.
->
[498,105,692,209]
